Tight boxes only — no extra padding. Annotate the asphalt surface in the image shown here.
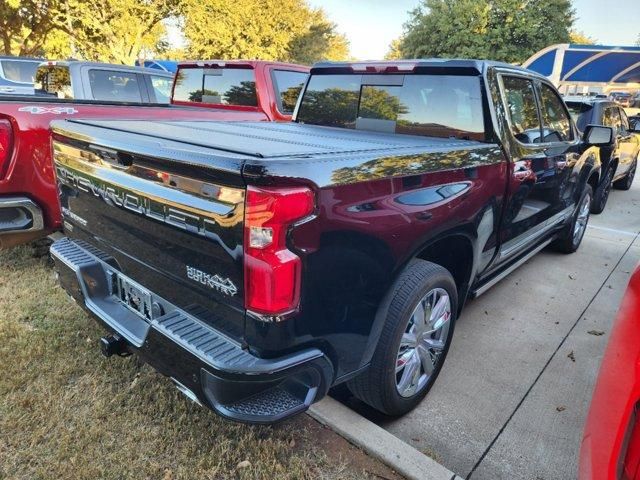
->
[345,179,640,479]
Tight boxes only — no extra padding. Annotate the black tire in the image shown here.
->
[347,260,458,416]
[613,158,637,191]
[553,185,592,254]
[591,167,613,214]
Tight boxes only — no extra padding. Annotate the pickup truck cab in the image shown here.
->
[0,61,309,249]
[171,60,310,121]
[49,59,613,424]
[0,56,42,96]
[34,61,174,103]
[566,98,639,212]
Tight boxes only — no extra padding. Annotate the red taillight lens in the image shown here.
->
[0,119,14,179]
[244,186,314,317]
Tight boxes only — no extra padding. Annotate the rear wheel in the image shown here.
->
[591,167,613,214]
[553,185,592,254]
[613,158,637,191]
[348,260,457,416]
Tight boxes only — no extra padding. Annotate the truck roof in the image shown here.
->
[37,60,174,77]
[0,56,43,61]
[177,60,309,71]
[311,59,537,76]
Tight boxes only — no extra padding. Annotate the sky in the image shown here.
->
[307,0,640,60]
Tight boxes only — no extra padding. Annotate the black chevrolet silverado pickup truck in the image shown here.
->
[49,60,614,424]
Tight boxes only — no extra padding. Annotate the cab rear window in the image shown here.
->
[296,73,486,141]
[34,66,72,99]
[173,67,258,107]
[566,102,593,132]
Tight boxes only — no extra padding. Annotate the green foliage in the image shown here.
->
[287,10,350,64]
[66,0,180,64]
[397,0,575,64]
[0,0,178,63]
[180,0,349,64]
[0,0,70,56]
[385,38,404,60]
[1,0,347,64]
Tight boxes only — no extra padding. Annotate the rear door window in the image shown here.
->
[34,65,73,99]
[538,83,573,142]
[0,60,40,83]
[501,76,542,144]
[89,70,142,102]
[173,67,258,106]
[297,73,486,140]
[271,70,308,114]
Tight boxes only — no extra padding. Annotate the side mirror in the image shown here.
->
[629,117,640,133]
[583,125,615,146]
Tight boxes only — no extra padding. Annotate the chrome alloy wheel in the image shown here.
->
[573,191,591,245]
[395,288,451,398]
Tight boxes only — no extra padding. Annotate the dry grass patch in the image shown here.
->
[0,243,400,480]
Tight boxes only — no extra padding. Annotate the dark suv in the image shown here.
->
[566,98,639,213]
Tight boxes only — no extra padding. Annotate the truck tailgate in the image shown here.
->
[51,121,248,341]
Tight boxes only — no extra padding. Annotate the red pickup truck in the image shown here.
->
[0,61,309,249]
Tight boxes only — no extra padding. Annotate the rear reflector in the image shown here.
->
[244,186,314,317]
[0,119,13,179]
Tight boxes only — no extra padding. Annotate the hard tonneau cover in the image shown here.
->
[54,119,488,160]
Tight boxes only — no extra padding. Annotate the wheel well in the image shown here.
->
[415,235,473,299]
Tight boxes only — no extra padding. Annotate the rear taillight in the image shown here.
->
[0,119,13,179]
[244,186,314,317]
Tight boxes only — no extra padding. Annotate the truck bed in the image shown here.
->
[56,119,489,160]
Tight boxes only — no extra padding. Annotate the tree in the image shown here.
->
[67,0,179,65]
[0,0,178,63]
[569,30,596,45]
[287,10,349,64]
[180,0,349,63]
[385,38,404,60]
[0,0,70,56]
[398,0,575,64]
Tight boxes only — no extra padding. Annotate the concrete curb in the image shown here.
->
[308,397,462,480]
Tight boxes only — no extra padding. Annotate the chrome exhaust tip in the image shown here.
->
[171,378,203,406]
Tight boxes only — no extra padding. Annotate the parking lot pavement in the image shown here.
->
[346,181,640,479]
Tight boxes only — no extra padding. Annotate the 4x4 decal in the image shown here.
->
[19,106,78,115]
